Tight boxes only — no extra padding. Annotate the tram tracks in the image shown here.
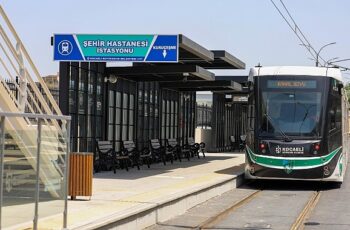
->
[196,183,322,230]
[196,189,262,229]
[290,190,322,230]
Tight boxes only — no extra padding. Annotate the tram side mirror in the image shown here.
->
[337,83,344,95]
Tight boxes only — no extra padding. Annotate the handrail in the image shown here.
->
[0,111,71,120]
[0,5,62,116]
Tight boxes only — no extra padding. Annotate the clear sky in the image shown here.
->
[2,0,350,78]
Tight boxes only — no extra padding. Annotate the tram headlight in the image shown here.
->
[312,143,321,155]
[314,143,320,151]
[259,142,267,154]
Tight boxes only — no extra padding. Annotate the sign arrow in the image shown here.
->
[162,49,167,58]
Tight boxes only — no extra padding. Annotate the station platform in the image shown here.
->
[13,152,245,230]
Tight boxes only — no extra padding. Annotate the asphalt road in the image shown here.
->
[148,169,350,230]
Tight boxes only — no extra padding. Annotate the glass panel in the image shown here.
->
[87,138,93,152]
[150,90,153,103]
[129,110,134,124]
[144,91,148,102]
[171,101,174,113]
[123,110,128,125]
[129,126,134,140]
[88,72,94,94]
[69,90,76,113]
[115,125,121,140]
[170,126,174,138]
[166,126,169,138]
[161,126,165,138]
[78,138,87,152]
[2,122,37,228]
[115,142,121,151]
[116,92,121,108]
[167,100,170,113]
[166,113,170,126]
[260,91,322,136]
[87,116,93,137]
[108,125,114,140]
[69,74,76,89]
[138,117,143,130]
[96,74,102,95]
[39,120,68,223]
[162,112,165,126]
[96,95,102,115]
[115,108,121,124]
[96,84,102,95]
[79,69,87,91]
[109,108,114,124]
[129,94,134,108]
[122,126,128,140]
[78,115,86,137]
[155,90,158,104]
[95,116,102,138]
[88,94,94,115]
[144,117,149,128]
[123,93,128,109]
[109,91,115,107]
[78,92,86,114]
[144,104,148,117]
[138,89,143,102]
[149,106,153,117]
[175,115,178,126]
[149,118,154,129]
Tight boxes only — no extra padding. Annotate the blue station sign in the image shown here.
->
[53,34,179,62]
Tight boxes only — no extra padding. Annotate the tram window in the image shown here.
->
[329,108,336,130]
[248,94,255,130]
[335,106,342,129]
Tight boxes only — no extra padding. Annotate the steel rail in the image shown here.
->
[196,189,262,229]
[290,190,321,230]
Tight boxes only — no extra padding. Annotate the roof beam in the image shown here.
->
[179,35,214,62]
[160,80,242,91]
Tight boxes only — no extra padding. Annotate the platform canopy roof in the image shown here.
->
[159,80,242,92]
[106,34,246,92]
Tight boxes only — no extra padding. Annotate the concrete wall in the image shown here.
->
[195,128,212,151]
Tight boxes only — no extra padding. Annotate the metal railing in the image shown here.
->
[196,103,212,129]
[0,112,71,230]
[0,6,62,117]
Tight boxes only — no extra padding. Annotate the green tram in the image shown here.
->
[245,66,349,183]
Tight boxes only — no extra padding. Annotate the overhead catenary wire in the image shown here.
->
[269,0,350,70]
[269,0,318,62]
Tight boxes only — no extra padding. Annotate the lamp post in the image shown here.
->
[316,42,336,67]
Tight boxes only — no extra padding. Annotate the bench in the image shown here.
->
[96,141,129,172]
[122,140,151,168]
[149,139,174,165]
[166,138,190,161]
[187,137,205,158]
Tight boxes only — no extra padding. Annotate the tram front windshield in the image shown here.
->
[258,77,324,138]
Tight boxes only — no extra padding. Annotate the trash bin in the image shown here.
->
[69,152,93,200]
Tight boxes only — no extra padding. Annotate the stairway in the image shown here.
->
[0,5,68,200]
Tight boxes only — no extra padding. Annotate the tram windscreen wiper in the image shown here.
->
[264,113,293,142]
